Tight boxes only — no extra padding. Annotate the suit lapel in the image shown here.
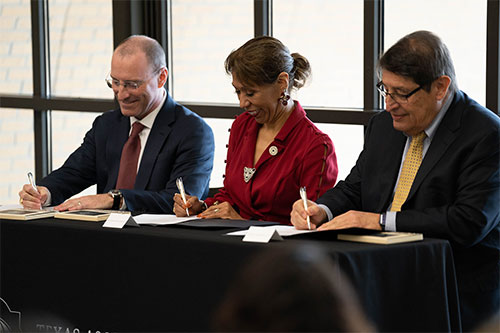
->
[407,92,463,201]
[134,95,175,190]
[106,113,130,190]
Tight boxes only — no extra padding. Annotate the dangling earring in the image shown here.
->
[279,90,290,106]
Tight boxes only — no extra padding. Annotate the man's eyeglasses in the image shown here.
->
[105,69,161,90]
[376,82,422,104]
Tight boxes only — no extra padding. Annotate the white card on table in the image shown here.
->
[242,226,283,243]
[103,213,139,229]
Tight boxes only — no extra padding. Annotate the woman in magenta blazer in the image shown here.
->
[174,36,338,224]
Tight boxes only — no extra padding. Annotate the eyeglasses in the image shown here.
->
[376,82,422,104]
[105,69,161,90]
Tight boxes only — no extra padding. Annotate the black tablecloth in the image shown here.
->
[0,218,461,332]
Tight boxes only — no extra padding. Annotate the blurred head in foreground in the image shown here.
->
[213,244,374,332]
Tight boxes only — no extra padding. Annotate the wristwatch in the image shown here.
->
[108,189,123,210]
[379,213,387,231]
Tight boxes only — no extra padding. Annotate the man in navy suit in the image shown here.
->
[19,35,214,214]
[291,31,499,331]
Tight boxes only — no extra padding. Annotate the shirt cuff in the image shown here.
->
[385,211,397,231]
[317,204,333,221]
[43,189,52,207]
[121,196,127,210]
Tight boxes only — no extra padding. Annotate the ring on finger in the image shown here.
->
[19,198,23,204]
[214,208,220,213]
[77,201,82,206]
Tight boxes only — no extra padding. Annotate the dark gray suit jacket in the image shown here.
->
[318,91,500,330]
[39,92,214,213]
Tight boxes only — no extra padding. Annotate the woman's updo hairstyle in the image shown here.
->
[225,36,311,91]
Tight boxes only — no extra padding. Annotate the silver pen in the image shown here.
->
[27,172,39,193]
[176,177,190,216]
[299,186,311,230]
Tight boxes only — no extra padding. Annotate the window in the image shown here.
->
[0,0,32,95]
[385,0,487,105]
[49,0,114,99]
[273,0,364,108]
[0,0,33,203]
[0,109,34,203]
[171,0,253,103]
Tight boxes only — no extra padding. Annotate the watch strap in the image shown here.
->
[109,190,122,210]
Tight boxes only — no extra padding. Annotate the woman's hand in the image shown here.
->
[198,201,243,220]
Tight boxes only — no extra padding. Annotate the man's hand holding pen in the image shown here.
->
[18,184,49,210]
[290,199,327,230]
[173,193,201,216]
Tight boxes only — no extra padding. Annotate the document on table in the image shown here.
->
[132,214,199,226]
[226,225,315,237]
[0,204,23,210]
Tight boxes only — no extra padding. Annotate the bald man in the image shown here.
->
[19,35,214,214]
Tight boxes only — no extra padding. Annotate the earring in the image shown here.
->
[279,90,290,106]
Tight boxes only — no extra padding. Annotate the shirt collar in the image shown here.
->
[130,89,167,129]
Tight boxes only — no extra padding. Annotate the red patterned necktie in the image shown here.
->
[116,122,145,189]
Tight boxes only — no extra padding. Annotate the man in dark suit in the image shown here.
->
[19,35,214,214]
[291,30,499,331]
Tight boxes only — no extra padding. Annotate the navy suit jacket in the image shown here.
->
[318,91,500,329]
[39,92,214,213]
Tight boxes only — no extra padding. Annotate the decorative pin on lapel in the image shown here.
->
[243,167,256,183]
[269,145,278,156]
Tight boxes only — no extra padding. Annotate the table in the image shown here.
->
[0,218,461,332]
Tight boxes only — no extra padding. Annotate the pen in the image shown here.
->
[27,172,39,193]
[176,177,190,216]
[299,186,311,230]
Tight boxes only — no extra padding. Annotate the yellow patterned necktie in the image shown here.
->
[390,132,427,212]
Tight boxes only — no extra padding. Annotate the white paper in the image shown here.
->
[103,213,139,229]
[132,214,198,225]
[242,226,284,243]
[0,204,23,210]
[227,225,315,237]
